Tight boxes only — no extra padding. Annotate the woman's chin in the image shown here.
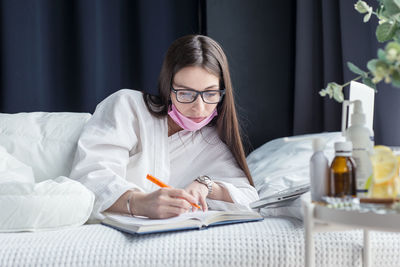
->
[189,117,206,123]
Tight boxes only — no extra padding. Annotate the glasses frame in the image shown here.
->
[171,87,226,104]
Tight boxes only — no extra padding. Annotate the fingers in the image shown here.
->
[199,196,208,212]
[153,188,208,217]
[161,206,190,218]
[168,188,197,205]
[186,192,206,212]
[183,182,209,212]
[157,189,193,212]
[168,197,192,210]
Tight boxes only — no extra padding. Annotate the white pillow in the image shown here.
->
[0,112,94,231]
[247,132,343,219]
[0,145,34,184]
[0,145,94,232]
[0,177,94,232]
[0,112,91,182]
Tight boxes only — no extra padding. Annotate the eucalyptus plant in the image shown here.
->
[320,0,400,102]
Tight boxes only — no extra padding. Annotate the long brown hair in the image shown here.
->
[143,35,254,186]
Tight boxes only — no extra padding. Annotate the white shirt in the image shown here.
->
[70,89,259,220]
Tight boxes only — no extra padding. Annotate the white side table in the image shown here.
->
[302,199,400,267]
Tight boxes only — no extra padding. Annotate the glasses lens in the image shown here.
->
[203,91,221,103]
[176,90,196,103]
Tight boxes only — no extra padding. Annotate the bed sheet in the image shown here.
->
[1,217,400,267]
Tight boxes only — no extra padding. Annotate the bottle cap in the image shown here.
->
[312,138,326,152]
[334,141,352,152]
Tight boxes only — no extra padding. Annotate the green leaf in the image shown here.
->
[391,79,400,87]
[382,0,400,16]
[332,86,344,102]
[378,49,387,60]
[391,70,400,87]
[319,89,328,97]
[347,62,368,77]
[376,22,398,42]
[393,28,400,41]
[364,11,373,22]
[377,3,385,17]
[323,82,345,102]
[362,77,377,91]
[354,1,370,14]
[376,60,390,70]
[385,41,400,51]
[320,82,345,102]
[393,13,400,23]
[367,59,378,72]
[385,41,400,61]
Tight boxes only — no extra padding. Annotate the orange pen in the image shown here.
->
[146,174,201,209]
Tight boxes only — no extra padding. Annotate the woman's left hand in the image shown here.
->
[185,181,209,212]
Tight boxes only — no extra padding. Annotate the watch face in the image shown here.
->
[202,175,209,181]
[196,176,212,194]
[197,176,210,185]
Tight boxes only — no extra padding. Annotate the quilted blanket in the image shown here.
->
[1,217,400,267]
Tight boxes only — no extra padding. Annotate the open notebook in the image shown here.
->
[102,210,263,234]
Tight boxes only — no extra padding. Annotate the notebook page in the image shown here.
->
[104,211,221,226]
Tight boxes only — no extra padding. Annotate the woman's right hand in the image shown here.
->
[132,188,197,219]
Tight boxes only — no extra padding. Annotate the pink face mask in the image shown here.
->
[168,104,218,131]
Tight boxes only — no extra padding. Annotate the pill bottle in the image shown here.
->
[329,141,357,198]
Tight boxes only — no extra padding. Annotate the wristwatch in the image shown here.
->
[195,175,213,195]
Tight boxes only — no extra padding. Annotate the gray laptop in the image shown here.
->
[250,184,310,209]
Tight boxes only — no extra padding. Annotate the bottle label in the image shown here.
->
[353,148,373,197]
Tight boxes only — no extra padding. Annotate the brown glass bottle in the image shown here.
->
[329,141,357,197]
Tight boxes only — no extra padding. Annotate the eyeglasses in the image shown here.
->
[171,87,225,104]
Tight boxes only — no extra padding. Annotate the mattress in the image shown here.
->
[1,217,400,267]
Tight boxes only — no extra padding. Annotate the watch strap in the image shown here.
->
[195,175,213,195]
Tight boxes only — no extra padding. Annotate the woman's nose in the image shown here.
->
[192,95,205,111]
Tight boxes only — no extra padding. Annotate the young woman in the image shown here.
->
[70,35,259,220]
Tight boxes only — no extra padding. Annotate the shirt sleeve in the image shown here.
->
[69,91,143,220]
[201,131,259,211]
[209,180,259,211]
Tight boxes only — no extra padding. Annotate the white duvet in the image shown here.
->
[247,132,343,219]
[0,145,94,232]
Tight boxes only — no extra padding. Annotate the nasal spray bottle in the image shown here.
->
[342,100,374,197]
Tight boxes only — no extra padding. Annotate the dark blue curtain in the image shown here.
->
[294,0,344,135]
[0,0,200,113]
[206,0,296,151]
[1,0,398,150]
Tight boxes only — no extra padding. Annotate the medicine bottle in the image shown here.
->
[342,100,374,197]
[329,141,357,198]
[310,138,329,201]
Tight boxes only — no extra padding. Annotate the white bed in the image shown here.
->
[2,217,400,266]
[1,112,400,267]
